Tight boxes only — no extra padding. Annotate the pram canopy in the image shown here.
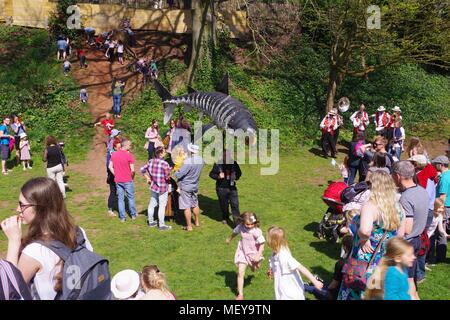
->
[322,181,347,213]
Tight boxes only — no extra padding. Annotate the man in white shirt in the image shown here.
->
[373,106,391,138]
[350,104,370,138]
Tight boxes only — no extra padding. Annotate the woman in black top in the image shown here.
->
[43,136,66,198]
[347,131,366,186]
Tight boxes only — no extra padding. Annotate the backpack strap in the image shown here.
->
[0,260,22,300]
[34,228,86,262]
[34,239,72,262]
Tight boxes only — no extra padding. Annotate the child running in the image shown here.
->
[63,59,71,76]
[267,226,323,300]
[80,87,88,103]
[365,237,415,300]
[226,211,265,300]
[18,133,31,170]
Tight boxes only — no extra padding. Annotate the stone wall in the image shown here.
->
[0,0,247,37]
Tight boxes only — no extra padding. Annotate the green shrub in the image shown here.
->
[0,25,91,161]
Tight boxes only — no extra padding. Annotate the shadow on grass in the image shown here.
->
[310,265,334,284]
[198,194,222,223]
[309,240,340,260]
[304,222,320,233]
[215,270,255,296]
[308,147,327,158]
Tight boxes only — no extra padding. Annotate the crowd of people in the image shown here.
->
[1,28,449,301]
[320,104,406,163]
[317,124,449,300]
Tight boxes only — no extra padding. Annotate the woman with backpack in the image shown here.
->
[338,171,405,300]
[0,177,94,300]
[43,136,66,198]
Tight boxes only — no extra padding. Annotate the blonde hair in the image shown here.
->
[140,265,171,296]
[364,237,413,300]
[267,226,289,254]
[368,171,401,231]
[373,136,388,148]
[434,198,445,215]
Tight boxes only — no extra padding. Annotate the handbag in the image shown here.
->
[342,230,388,291]
[162,135,170,148]
[143,141,149,150]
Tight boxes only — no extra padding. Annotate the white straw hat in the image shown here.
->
[377,106,386,112]
[111,269,140,300]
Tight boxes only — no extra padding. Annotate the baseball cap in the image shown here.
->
[431,155,449,165]
[110,129,121,138]
[407,154,428,166]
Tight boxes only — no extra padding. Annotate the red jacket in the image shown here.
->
[417,164,438,189]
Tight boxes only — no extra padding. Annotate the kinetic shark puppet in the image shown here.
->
[153,75,257,144]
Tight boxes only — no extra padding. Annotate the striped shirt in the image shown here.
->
[140,158,171,193]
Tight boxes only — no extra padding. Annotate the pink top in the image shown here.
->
[110,150,135,183]
[145,127,159,143]
[233,224,265,266]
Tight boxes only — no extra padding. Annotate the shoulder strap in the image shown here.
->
[366,230,389,270]
[34,227,83,262]
[0,260,22,300]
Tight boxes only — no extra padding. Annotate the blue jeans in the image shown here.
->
[147,141,155,160]
[113,94,121,115]
[116,182,137,220]
[394,146,402,161]
[416,254,426,281]
[304,284,329,300]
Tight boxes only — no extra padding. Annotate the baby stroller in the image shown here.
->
[316,182,347,243]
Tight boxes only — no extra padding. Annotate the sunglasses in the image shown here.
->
[245,222,255,227]
[18,201,37,213]
[373,143,382,147]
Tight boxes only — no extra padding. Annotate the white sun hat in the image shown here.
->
[111,269,140,300]
[377,106,386,112]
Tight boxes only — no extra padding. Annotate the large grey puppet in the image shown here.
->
[152,74,257,144]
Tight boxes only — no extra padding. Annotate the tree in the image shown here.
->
[48,0,81,40]
[186,0,214,86]
[300,0,450,111]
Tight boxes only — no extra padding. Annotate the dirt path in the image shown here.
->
[68,32,187,192]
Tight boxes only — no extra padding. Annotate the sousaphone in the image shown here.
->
[337,97,350,113]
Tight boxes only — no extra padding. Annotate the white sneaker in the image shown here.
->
[28,166,32,170]
[23,167,27,171]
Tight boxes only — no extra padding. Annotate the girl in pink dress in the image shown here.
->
[19,133,32,170]
[226,211,265,300]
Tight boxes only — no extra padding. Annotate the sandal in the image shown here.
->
[2,171,8,175]
[182,226,193,231]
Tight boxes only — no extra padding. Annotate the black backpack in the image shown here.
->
[0,259,32,300]
[341,181,371,204]
[35,228,112,300]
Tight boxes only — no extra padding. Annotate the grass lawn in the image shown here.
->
[1,147,449,300]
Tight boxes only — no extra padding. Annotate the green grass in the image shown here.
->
[1,149,448,300]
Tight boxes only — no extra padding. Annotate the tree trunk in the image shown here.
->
[186,0,212,86]
[326,67,339,112]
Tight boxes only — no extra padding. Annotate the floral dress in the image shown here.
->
[337,214,399,300]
